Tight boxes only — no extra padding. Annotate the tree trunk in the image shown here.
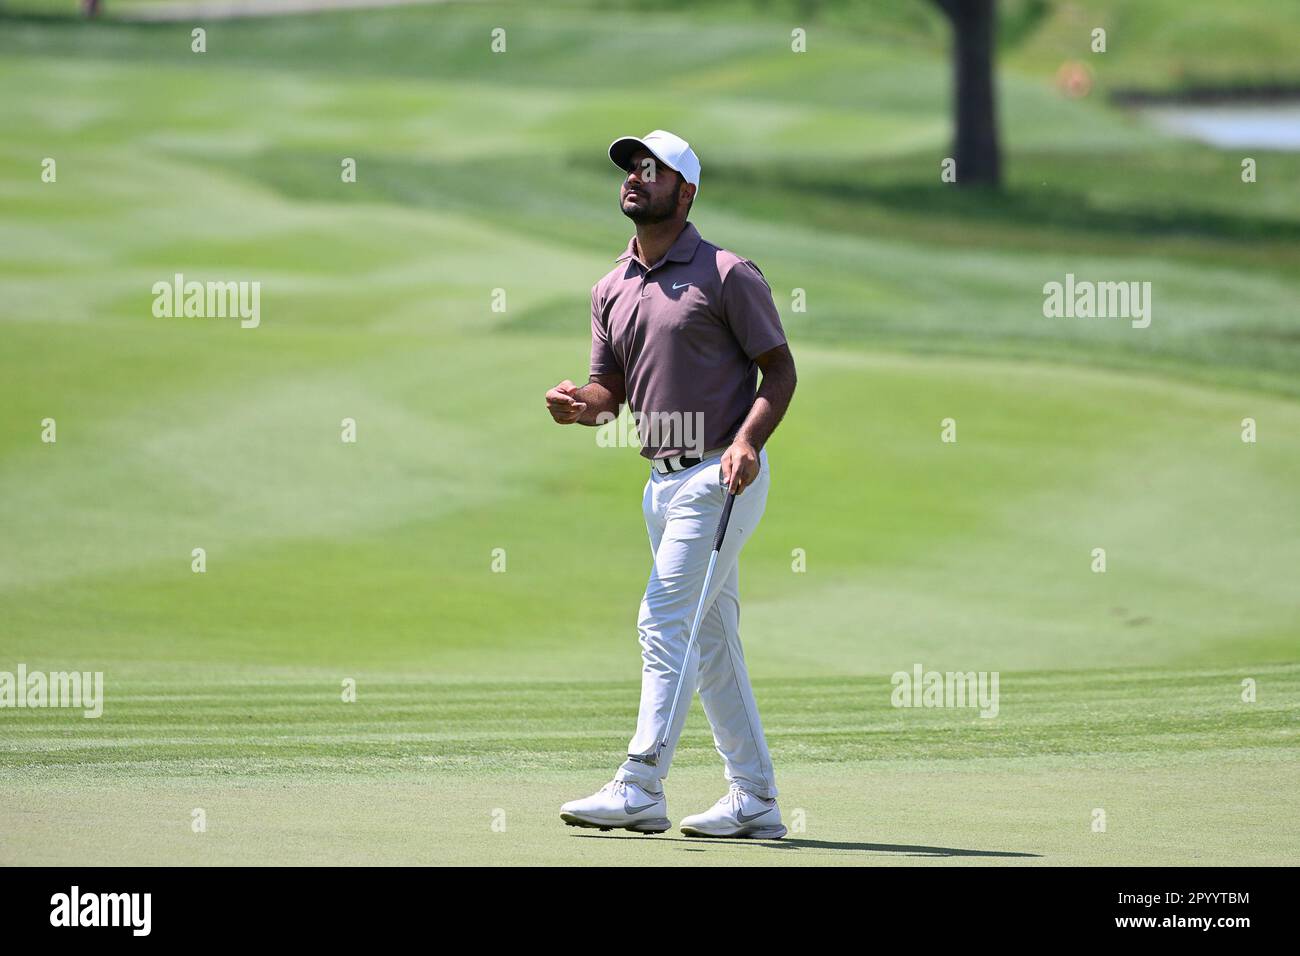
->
[933,0,1002,188]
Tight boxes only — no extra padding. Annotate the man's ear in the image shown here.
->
[680,180,697,208]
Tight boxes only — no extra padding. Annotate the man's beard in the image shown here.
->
[621,188,678,224]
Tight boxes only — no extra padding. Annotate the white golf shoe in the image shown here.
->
[560,779,670,834]
[680,784,787,839]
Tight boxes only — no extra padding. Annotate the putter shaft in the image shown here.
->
[652,491,737,762]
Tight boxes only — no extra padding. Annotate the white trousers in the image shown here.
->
[615,449,778,799]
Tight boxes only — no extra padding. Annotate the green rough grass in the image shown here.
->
[1,2,1297,865]
[1008,0,1300,93]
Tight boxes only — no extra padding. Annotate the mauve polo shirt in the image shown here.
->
[589,222,788,460]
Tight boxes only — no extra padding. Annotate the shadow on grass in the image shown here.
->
[571,833,1041,857]
[706,160,1300,246]
[174,139,1300,265]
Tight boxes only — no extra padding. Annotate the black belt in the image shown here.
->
[651,447,727,475]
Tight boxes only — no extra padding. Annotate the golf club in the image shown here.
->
[637,488,737,767]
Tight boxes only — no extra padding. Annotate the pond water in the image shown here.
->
[1137,104,1300,150]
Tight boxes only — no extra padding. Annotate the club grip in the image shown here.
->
[712,492,737,553]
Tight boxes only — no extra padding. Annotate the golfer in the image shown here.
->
[546,130,798,838]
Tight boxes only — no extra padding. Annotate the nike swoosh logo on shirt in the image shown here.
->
[672,282,691,290]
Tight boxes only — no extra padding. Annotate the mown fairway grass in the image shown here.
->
[1,2,1297,864]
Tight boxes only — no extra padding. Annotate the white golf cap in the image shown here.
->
[608,129,701,195]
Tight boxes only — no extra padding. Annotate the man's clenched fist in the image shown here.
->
[545,380,588,424]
